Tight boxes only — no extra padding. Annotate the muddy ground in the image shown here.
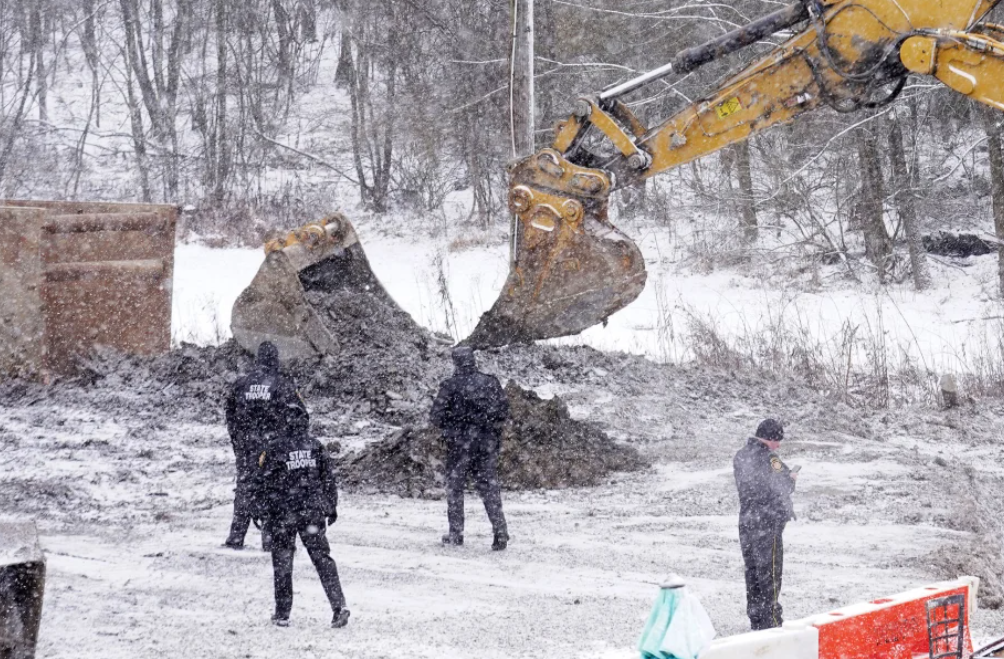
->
[2,340,1004,656]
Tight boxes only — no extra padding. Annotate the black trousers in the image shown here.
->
[446,441,507,538]
[226,456,255,544]
[267,513,346,618]
[739,522,785,630]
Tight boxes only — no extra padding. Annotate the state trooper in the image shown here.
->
[430,346,510,550]
[251,403,348,628]
[732,418,798,630]
[223,341,301,550]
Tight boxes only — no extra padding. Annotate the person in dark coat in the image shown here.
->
[733,418,798,630]
[430,346,510,550]
[251,403,348,628]
[223,341,302,550]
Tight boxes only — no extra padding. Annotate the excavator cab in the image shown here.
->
[468,0,1004,348]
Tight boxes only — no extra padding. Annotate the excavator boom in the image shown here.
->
[467,0,1004,348]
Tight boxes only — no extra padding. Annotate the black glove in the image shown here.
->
[251,516,262,530]
[327,510,337,526]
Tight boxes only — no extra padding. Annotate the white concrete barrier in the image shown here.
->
[699,625,819,659]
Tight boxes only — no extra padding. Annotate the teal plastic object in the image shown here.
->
[639,586,684,659]
[638,579,715,659]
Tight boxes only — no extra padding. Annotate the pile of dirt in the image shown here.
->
[20,289,653,496]
[337,381,648,497]
[929,462,1004,610]
[932,537,1004,610]
[922,232,998,258]
[295,288,450,421]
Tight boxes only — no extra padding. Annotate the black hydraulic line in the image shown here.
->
[599,2,811,102]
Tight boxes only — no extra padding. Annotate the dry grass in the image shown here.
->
[664,288,932,408]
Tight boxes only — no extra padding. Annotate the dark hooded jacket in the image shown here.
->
[225,342,303,459]
[430,349,509,448]
[251,405,338,520]
[733,437,796,529]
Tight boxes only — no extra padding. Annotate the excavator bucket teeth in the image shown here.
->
[465,150,647,348]
[231,213,403,360]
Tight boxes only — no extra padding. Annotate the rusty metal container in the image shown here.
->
[0,200,177,376]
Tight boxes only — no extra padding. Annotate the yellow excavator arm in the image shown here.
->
[467,0,1004,348]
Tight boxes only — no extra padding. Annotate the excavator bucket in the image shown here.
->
[231,213,405,360]
[465,150,646,348]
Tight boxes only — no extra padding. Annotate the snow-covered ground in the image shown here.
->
[4,343,1004,658]
[7,205,1004,658]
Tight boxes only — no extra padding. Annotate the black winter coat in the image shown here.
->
[225,366,302,457]
[251,429,338,520]
[733,437,796,530]
[430,366,509,447]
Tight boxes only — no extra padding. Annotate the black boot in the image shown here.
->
[441,533,464,546]
[492,532,508,551]
[331,608,351,628]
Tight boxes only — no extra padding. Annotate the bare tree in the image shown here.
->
[887,108,929,290]
[980,104,1004,296]
[734,140,757,242]
[117,0,194,199]
[855,120,892,283]
[0,2,39,189]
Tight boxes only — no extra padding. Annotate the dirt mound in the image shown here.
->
[337,381,648,497]
[302,286,433,362]
[922,232,997,258]
[26,300,651,496]
[294,288,449,422]
[931,537,1004,610]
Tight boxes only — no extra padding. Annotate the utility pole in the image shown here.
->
[509,0,534,265]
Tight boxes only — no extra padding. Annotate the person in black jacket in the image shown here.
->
[430,346,510,550]
[733,418,798,630]
[251,404,348,628]
[223,341,302,550]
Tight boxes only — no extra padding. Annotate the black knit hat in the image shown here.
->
[256,341,280,371]
[755,418,784,442]
[451,346,476,371]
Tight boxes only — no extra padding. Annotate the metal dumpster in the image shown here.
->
[0,200,177,376]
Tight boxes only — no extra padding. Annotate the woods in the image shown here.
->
[0,0,1001,291]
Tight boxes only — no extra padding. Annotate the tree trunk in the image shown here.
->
[347,34,374,208]
[31,4,46,123]
[981,104,1004,297]
[122,30,151,202]
[857,124,892,283]
[373,56,396,213]
[887,113,929,290]
[509,0,534,260]
[535,0,556,131]
[735,140,757,242]
[82,0,101,127]
[270,0,295,98]
[0,48,36,187]
[335,27,353,87]
[509,0,534,158]
[212,0,229,202]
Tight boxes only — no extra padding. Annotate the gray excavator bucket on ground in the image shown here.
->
[231,213,407,360]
